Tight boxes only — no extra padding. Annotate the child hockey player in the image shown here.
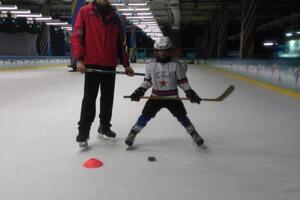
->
[125,36,205,148]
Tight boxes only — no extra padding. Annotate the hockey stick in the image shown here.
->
[86,68,145,76]
[202,85,235,101]
[124,85,235,102]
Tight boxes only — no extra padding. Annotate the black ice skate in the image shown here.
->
[125,131,138,147]
[97,125,116,139]
[76,135,89,148]
[190,131,206,149]
[78,141,88,148]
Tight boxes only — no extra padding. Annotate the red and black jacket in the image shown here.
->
[71,3,129,68]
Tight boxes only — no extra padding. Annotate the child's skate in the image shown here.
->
[125,131,138,147]
[190,130,206,149]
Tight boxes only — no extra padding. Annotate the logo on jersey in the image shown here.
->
[159,79,167,87]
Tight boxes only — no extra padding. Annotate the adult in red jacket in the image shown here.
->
[71,0,134,147]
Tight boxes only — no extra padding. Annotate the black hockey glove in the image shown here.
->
[185,89,202,104]
[130,87,146,101]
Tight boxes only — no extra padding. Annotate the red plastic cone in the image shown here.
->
[83,158,103,168]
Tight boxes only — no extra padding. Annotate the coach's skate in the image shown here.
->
[97,125,116,139]
[78,141,88,148]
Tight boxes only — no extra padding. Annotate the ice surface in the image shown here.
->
[0,64,299,200]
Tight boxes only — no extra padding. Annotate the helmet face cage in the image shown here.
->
[154,37,173,50]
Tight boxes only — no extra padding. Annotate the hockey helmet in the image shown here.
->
[154,36,173,50]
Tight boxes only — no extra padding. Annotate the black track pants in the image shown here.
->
[77,66,115,141]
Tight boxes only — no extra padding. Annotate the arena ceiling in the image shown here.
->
[2,0,300,44]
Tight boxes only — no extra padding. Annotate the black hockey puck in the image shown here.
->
[147,156,156,162]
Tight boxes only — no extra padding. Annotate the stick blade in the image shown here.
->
[215,85,235,101]
[203,85,235,102]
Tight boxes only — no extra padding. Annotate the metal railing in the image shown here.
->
[0,56,69,69]
[202,58,300,92]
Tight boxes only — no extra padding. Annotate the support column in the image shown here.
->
[206,12,219,58]
[217,5,230,58]
[169,32,182,58]
[37,0,50,56]
[195,26,209,59]
[70,0,86,70]
[240,0,258,58]
[129,25,137,63]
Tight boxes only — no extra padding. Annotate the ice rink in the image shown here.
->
[0,64,300,200]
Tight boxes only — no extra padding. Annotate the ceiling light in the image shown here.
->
[263,42,274,46]
[138,22,157,25]
[27,17,52,21]
[46,22,68,25]
[128,3,147,6]
[0,5,17,10]
[122,12,152,16]
[111,3,125,6]
[1,9,30,14]
[118,8,150,11]
[127,16,154,19]
[61,26,73,31]
[16,13,42,18]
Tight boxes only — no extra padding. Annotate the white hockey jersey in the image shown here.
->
[140,59,192,98]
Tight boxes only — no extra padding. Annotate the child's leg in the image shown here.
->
[126,114,154,147]
[131,114,151,133]
[125,100,161,147]
[165,100,194,132]
[125,115,151,147]
[166,100,205,147]
[176,115,205,146]
[176,115,194,132]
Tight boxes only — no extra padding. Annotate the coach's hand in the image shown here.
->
[125,66,134,76]
[77,61,86,73]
